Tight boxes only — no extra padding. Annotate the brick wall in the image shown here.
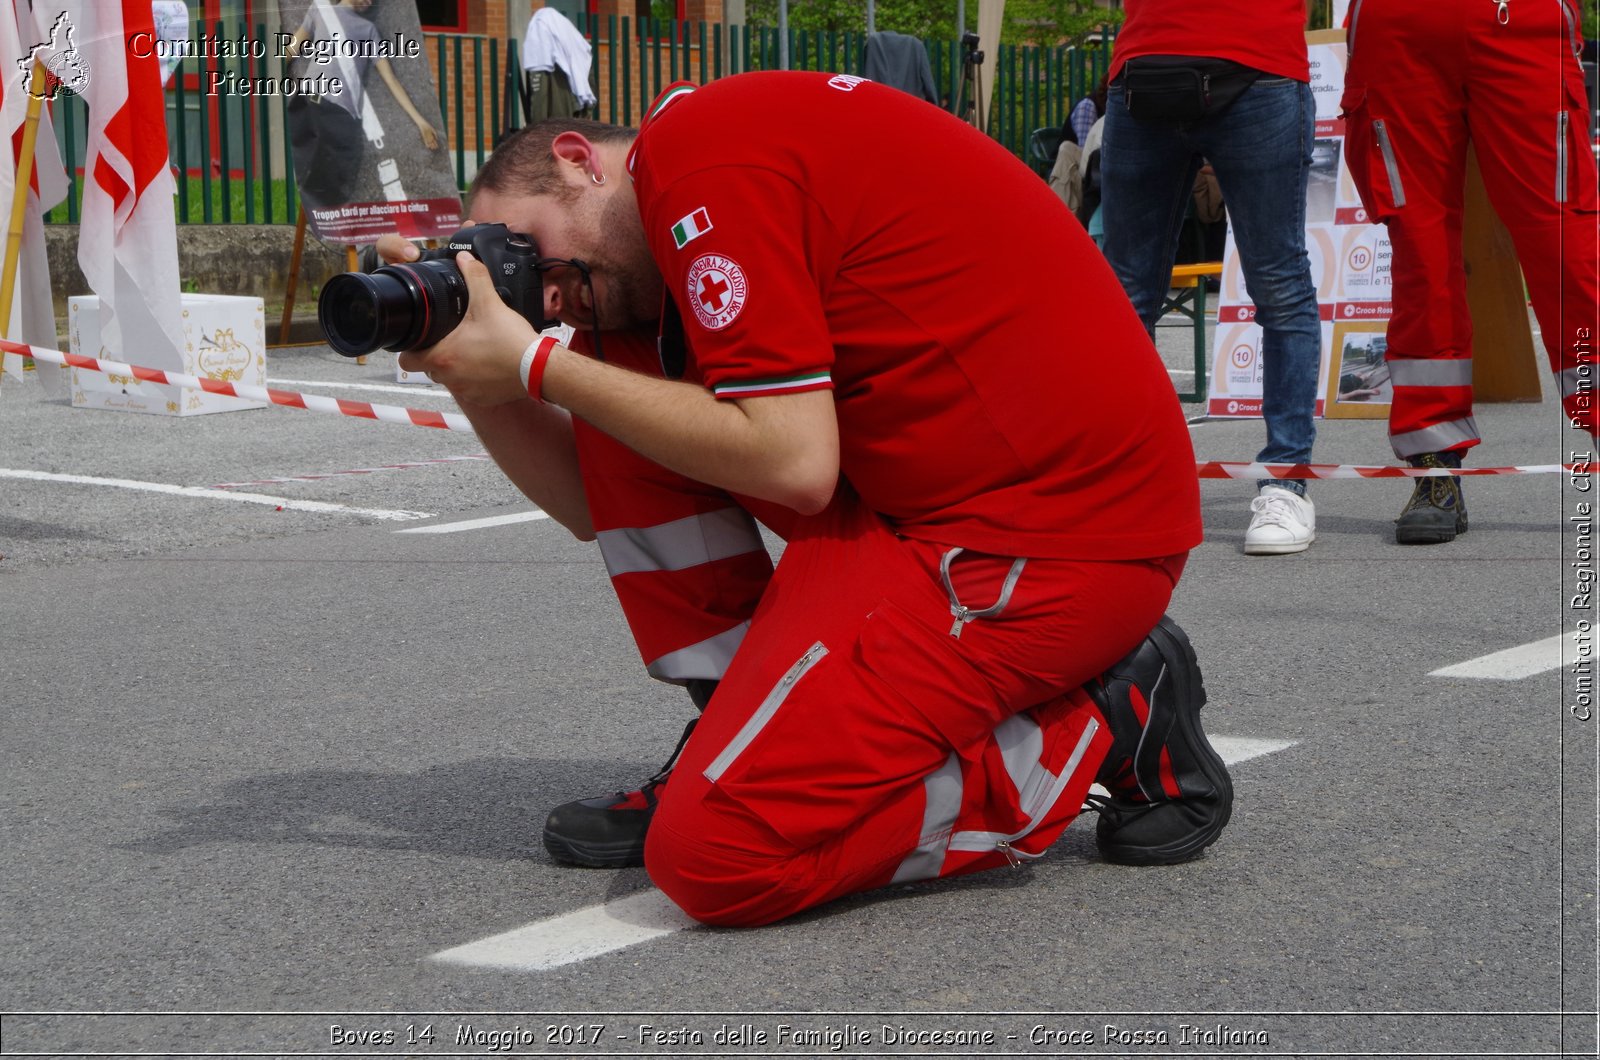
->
[427,0,738,175]
[422,0,510,180]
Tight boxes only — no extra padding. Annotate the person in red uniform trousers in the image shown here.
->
[1341,0,1600,543]
[390,72,1232,926]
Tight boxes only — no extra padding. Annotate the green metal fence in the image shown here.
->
[42,16,1113,226]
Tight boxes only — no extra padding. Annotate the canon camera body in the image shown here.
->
[317,223,548,357]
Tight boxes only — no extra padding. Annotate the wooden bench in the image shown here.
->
[1162,261,1223,402]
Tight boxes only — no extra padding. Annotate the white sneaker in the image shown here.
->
[1244,486,1315,555]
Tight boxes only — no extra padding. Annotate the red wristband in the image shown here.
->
[519,335,559,403]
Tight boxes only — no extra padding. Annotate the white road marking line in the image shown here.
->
[432,889,694,972]
[394,510,551,534]
[0,468,432,521]
[1429,632,1576,680]
[432,735,1295,972]
[1088,736,1297,799]
[1205,735,1297,764]
[270,377,454,398]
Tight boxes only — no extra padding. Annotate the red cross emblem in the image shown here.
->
[697,271,732,313]
[686,253,748,331]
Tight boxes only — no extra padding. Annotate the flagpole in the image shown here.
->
[0,61,50,390]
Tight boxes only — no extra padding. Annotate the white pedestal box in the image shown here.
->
[68,294,268,417]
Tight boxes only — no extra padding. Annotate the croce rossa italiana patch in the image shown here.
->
[686,253,748,331]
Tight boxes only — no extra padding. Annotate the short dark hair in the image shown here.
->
[470,118,637,207]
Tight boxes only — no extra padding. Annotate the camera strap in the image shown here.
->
[658,291,686,380]
[533,254,604,360]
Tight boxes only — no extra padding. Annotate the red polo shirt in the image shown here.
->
[1111,0,1312,83]
[627,72,1201,562]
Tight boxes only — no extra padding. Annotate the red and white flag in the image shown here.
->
[0,0,70,383]
[28,0,184,382]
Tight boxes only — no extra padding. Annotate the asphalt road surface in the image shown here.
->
[1,330,1595,1059]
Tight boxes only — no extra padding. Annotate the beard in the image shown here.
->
[582,189,665,332]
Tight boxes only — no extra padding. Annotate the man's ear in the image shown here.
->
[550,131,597,183]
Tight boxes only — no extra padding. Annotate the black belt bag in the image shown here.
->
[1121,56,1262,122]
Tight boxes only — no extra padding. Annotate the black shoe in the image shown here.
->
[1084,617,1233,866]
[542,717,697,868]
[1395,452,1468,545]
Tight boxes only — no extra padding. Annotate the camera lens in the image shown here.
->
[317,261,469,357]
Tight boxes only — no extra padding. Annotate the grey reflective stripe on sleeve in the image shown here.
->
[1389,416,1481,457]
[890,752,965,883]
[1387,358,1473,388]
[702,641,827,782]
[946,715,1101,855]
[1560,366,1593,400]
[595,507,764,577]
[646,622,750,683]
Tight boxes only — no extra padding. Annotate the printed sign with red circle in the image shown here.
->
[686,254,748,331]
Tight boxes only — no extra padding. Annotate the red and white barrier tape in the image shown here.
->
[7,341,1592,481]
[3,340,475,434]
[1198,461,1587,480]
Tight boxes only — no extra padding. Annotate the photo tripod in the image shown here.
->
[952,31,984,127]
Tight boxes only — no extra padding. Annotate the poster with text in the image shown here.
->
[274,0,461,243]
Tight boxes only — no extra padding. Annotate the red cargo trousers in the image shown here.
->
[1341,0,1600,453]
[644,491,1183,927]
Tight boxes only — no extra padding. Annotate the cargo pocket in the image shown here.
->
[697,598,999,850]
[854,596,1012,752]
[1557,79,1599,212]
[1339,85,1406,222]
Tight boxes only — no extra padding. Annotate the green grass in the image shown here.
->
[174,176,298,225]
[42,176,301,226]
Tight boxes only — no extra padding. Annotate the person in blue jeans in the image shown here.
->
[1100,0,1322,556]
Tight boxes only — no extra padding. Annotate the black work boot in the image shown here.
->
[1084,617,1233,866]
[1395,452,1468,545]
[541,680,717,868]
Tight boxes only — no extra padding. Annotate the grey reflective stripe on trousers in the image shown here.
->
[890,752,964,883]
[595,507,765,577]
[1387,358,1474,388]
[1557,112,1569,203]
[647,622,750,683]
[1389,416,1481,457]
[1373,121,1407,209]
[1560,366,1594,400]
[890,713,1101,881]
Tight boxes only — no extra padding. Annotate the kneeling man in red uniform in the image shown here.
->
[395,72,1232,926]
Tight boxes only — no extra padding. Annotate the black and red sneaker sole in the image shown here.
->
[1094,617,1233,866]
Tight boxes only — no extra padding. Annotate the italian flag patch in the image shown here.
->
[671,207,713,249]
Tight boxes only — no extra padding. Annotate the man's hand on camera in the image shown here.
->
[374,220,480,265]
[396,252,540,405]
[374,234,422,266]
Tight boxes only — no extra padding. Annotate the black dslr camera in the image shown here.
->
[317,223,549,357]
